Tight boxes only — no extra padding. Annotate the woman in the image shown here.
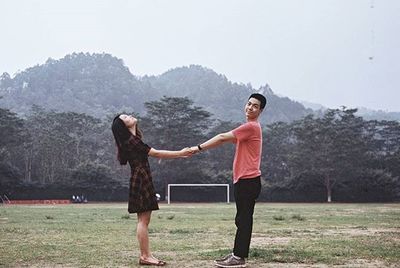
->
[112,114,191,266]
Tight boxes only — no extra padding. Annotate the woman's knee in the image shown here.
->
[137,211,152,225]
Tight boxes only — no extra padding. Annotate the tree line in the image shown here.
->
[1,97,399,202]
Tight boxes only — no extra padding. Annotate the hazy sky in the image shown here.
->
[1,0,399,111]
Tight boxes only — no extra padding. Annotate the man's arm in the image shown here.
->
[190,131,236,153]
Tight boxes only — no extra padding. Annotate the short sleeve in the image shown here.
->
[232,122,255,142]
[124,135,151,156]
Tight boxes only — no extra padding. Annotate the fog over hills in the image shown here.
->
[0,53,313,124]
[1,52,397,123]
[300,100,400,121]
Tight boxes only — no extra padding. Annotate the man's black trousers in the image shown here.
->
[233,176,261,258]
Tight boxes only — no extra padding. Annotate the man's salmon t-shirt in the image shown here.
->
[231,121,262,184]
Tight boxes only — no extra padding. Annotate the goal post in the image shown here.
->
[167,184,230,204]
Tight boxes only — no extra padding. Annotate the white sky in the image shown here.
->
[1,0,399,111]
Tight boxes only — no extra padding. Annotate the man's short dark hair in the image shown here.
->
[249,93,267,109]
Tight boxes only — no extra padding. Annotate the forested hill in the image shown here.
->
[0,52,312,124]
[0,53,146,118]
[143,65,312,123]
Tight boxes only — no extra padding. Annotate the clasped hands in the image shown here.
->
[179,146,201,158]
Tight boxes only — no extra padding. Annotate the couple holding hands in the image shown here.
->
[111,93,266,267]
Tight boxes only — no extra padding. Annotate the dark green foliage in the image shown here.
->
[0,108,26,150]
[262,108,399,202]
[0,103,399,201]
[143,96,215,196]
[68,163,114,189]
[0,107,25,186]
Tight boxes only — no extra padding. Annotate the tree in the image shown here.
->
[0,107,26,186]
[201,120,237,183]
[23,107,103,185]
[263,122,293,184]
[289,108,368,202]
[143,96,212,196]
[0,108,26,156]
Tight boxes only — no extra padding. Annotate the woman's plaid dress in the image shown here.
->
[124,135,159,213]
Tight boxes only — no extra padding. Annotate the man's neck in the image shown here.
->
[246,117,259,123]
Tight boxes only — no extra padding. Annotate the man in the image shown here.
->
[190,93,266,268]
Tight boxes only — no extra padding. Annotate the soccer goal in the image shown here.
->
[167,184,230,204]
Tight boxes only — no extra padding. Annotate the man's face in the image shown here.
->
[245,98,262,120]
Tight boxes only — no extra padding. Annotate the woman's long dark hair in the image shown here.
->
[112,114,144,165]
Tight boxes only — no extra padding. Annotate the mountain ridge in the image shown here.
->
[1,52,397,123]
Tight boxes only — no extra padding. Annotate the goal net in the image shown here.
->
[167,184,230,204]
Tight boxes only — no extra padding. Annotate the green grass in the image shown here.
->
[0,203,399,267]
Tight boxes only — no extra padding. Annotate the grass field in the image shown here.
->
[0,202,399,267]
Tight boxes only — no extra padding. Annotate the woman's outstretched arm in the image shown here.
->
[148,147,192,159]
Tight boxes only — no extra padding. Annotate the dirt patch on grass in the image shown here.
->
[334,259,396,267]
[323,228,400,236]
[251,233,292,246]
[245,259,395,268]
[249,263,327,267]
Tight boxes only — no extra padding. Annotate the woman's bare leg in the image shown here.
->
[137,211,161,263]
[137,211,151,258]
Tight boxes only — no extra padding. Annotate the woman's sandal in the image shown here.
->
[139,258,166,266]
